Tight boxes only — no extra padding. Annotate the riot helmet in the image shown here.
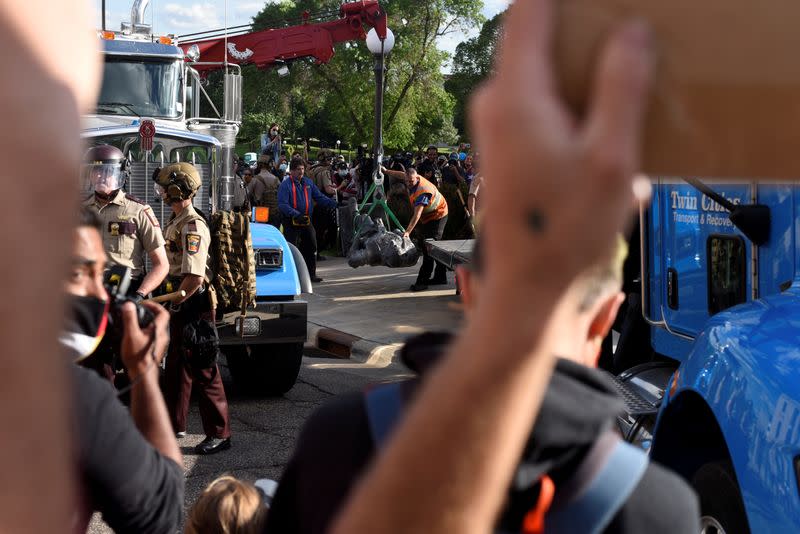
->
[82,144,130,196]
[153,162,202,203]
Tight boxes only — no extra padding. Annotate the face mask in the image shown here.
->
[60,295,109,362]
[279,164,288,172]
[270,129,278,136]
[338,170,349,177]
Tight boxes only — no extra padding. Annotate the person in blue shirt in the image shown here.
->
[262,123,282,165]
[278,158,337,283]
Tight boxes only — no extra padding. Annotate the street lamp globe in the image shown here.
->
[366,27,395,55]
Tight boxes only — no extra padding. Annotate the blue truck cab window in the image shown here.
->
[706,235,746,315]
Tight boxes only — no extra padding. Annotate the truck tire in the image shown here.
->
[692,461,750,534]
[225,343,303,396]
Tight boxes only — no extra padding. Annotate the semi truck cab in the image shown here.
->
[83,4,310,395]
[613,178,800,533]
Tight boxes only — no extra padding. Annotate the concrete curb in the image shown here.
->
[307,322,403,366]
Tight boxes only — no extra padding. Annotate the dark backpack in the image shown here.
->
[209,210,257,313]
[364,382,649,534]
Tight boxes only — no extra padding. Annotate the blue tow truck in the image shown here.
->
[429,177,800,533]
[629,178,799,533]
[82,2,311,395]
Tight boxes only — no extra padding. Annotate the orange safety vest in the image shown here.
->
[408,176,448,223]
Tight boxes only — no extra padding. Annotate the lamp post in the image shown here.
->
[366,27,395,200]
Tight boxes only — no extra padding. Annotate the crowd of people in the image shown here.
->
[235,138,483,289]
[1,0,706,532]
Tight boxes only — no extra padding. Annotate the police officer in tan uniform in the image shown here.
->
[156,162,232,455]
[81,145,169,383]
[82,145,168,298]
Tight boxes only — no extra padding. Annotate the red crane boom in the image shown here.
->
[180,1,387,74]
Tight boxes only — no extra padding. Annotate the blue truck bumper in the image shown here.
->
[217,299,307,346]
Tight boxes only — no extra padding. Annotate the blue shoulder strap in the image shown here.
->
[365,384,647,534]
[364,382,405,446]
[545,436,649,534]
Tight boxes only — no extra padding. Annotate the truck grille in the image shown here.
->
[256,248,283,269]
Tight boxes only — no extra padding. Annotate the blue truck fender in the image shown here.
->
[288,242,313,294]
[651,290,800,532]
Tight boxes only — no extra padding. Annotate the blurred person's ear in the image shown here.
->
[584,291,625,368]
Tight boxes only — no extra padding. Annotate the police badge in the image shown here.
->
[186,234,201,255]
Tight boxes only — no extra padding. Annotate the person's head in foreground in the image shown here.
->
[67,209,108,301]
[61,208,109,359]
[457,235,627,368]
[185,475,268,534]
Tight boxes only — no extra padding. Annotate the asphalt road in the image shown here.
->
[89,350,411,533]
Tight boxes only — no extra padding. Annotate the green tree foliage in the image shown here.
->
[444,10,504,137]
[230,0,482,151]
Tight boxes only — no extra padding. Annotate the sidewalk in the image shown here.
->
[305,256,464,365]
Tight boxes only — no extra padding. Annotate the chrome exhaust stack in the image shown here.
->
[121,0,152,37]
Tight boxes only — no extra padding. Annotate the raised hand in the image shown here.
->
[470,0,654,302]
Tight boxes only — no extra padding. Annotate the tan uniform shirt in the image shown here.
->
[309,165,333,195]
[83,191,165,277]
[163,204,211,279]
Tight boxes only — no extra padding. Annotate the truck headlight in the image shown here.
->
[235,316,261,337]
[256,248,283,269]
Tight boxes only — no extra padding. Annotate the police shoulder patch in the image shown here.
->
[186,234,201,255]
[143,206,160,228]
[125,194,146,205]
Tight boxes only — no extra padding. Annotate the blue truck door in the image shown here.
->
[658,179,753,338]
[756,184,795,297]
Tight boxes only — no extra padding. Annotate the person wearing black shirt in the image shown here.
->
[64,209,183,533]
[265,240,699,534]
[72,365,184,533]
[441,153,466,186]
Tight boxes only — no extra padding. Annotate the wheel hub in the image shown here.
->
[700,515,726,534]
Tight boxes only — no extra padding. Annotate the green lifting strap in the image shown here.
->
[354,175,405,235]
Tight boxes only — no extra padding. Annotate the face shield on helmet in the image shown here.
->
[83,163,123,195]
